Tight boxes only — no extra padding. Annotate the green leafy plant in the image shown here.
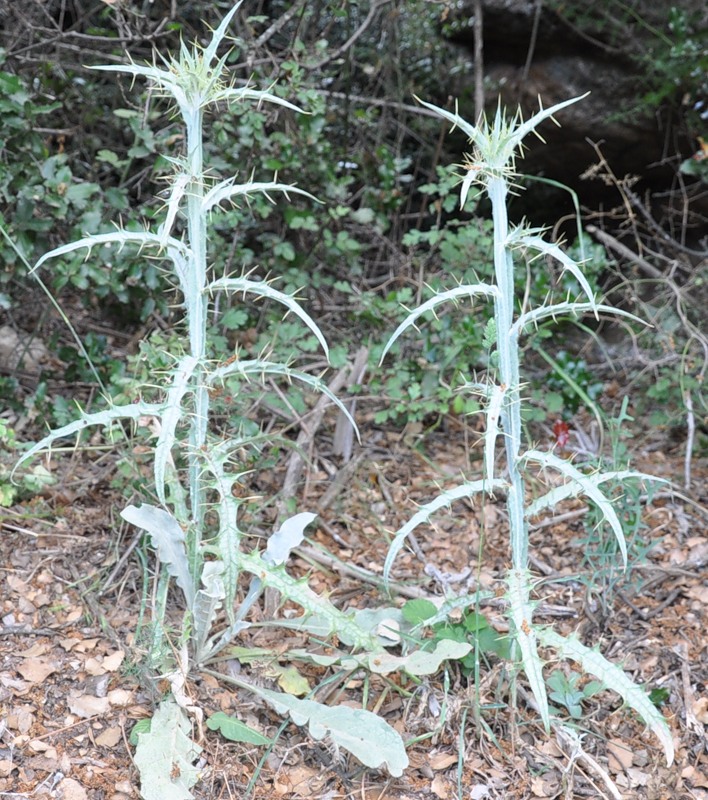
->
[546,669,603,720]
[381,96,674,764]
[402,597,511,673]
[0,419,53,507]
[0,66,168,322]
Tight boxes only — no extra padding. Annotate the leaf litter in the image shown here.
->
[0,415,706,799]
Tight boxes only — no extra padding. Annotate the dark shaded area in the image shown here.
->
[444,0,708,230]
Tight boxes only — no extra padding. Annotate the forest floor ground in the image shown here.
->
[1,390,707,800]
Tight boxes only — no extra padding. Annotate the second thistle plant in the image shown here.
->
[382,95,674,764]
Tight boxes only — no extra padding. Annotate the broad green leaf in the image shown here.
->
[134,699,202,800]
[206,712,271,745]
[246,685,408,776]
[401,598,438,625]
[121,504,194,607]
[129,718,152,746]
[274,665,310,697]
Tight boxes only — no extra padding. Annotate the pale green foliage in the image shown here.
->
[382,97,673,765]
[238,684,409,777]
[133,699,202,800]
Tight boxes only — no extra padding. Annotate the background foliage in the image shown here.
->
[0,0,705,435]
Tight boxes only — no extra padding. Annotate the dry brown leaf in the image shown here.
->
[0,760,15,777]
[6,576,27,593]
[26,755,59,772]
[431,774,450,799]
[103,651,125,672]
[68,694,111,718]
[683,766,708,788]
[6,709,34,734]
[84,657,106,677]
[273,777,291,797]
[95,727,122,747]
[16,659,56,683]
[17,643,48,659]
[287,764,324,796]
[0,674,28,692]
[59,777,88,800]
[692,696,708,724]
[539,740,564,758]
[626,768,650,787]
[607,739,634,772]
[530,775,553,797]
[429,751,458,771]
[107,689,133,707]
[73,638,99,653]
[28,740,56,756]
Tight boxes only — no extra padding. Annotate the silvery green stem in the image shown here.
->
[183,104,209,564]
[488,176,527,570]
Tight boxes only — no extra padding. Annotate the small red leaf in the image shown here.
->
[552,420,570,449]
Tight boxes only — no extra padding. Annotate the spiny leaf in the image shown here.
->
[121,504,194,607]
[521,450,628,567]
[380,284,500,364]
[538,627,674,766]
[384,479,506,584]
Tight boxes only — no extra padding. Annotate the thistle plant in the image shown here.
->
[381,96,674,764]
[14,4,417,792]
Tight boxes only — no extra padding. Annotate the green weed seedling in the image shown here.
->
[546,669,603,720]
[381,96,674,764]
[401,597,511,674]
[10,4,448,794]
